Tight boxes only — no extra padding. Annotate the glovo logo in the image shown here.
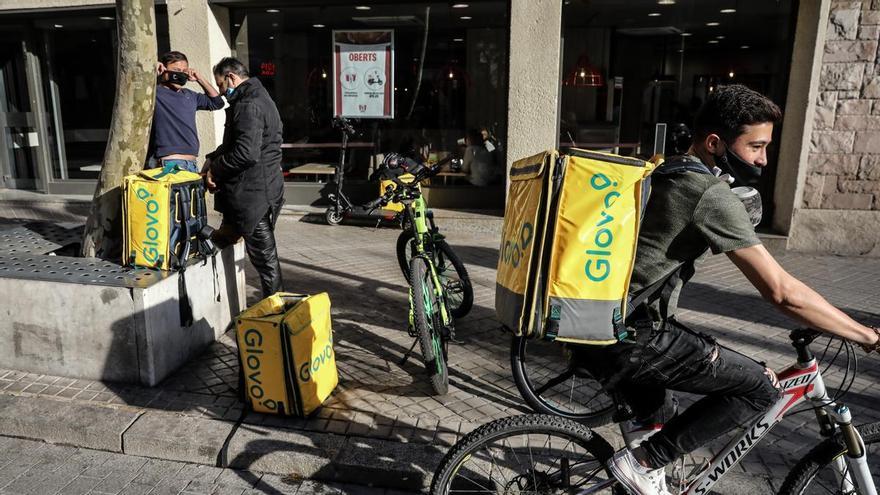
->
[241,327,279,412]
[136,186,162,264]
[500,222,534,269]
[584,173,621,283]
[299,343,334,382]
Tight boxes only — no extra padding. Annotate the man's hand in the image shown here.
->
[201,158,212,174]
[205,168,218,193]
[861,327,880,354]
[156,62,166,76]
[186,68,199,82]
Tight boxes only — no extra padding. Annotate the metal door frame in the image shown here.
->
[0,28,51,192]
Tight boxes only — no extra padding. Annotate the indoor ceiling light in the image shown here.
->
[740,45,750,49]
[460,16,472,20]
[721,8,736,13]
[648,12,661,17]
[706,21,720,26]
[453,38,464,42]
[313,24,325,28]
[54,24,63,28]
[266,9,280,13]
[708,40,719,44]
[658,0,676,4]
[355,5,371,10]
[728,71,735,77]
[716,35,725,39]
[234,23,241,27]
[269,36,275,40]
[272,22,278,27]
[680,32,693,36]
[99,16,114,20]
[452,3,469,7]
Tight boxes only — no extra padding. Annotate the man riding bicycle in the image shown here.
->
[572,84,880,495]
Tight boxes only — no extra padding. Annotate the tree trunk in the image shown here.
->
[81,0,157,260]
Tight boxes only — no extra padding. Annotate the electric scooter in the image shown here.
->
[324,117,397,226]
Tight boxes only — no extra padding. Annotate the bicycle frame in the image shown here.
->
[572,334,877,495]
[679,356,876,495]
[403,193,451,327]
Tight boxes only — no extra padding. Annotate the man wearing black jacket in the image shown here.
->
[205,57,284,298]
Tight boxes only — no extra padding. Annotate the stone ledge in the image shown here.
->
[0,394,140,452]
[123,411,236,465]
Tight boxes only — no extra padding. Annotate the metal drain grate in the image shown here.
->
[0,221,82,256]
[0,254,170,288]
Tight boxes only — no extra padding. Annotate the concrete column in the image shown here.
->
[772,0,831,234]
[506,0,562,180]
[166,0,232,167]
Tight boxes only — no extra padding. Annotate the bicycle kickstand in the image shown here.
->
[399,339,419,366]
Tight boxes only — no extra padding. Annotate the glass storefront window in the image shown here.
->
[560,0,796,223]
[36,6,168,181]
[231,2,509,205]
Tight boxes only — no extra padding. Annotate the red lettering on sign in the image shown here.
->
[348,52,378,62]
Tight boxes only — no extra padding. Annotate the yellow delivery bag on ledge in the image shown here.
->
[235,292,338,416]
[495,148,655,345]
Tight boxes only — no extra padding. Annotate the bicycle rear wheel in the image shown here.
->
[410,255,449,395]
[779,421,880,495]
[398,230,474,319]
[511,335,615,427]
[430,414,617,495]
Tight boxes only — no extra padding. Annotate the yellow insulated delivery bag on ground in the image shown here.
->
[496,148,654,345]
[122,165,210,270]
[235,292,338,416]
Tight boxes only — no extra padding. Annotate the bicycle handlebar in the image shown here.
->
[332,117,356,136]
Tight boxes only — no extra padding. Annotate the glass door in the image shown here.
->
[0,36,41,190]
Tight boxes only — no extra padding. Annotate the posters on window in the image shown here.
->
[333,30,394,119]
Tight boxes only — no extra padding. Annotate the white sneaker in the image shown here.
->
[607,448,670,495]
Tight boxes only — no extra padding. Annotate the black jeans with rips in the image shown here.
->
[213,205,284,299]
[572,319,781,468]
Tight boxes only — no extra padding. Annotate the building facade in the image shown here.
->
[0,0,876,256]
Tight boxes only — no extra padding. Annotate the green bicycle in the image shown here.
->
[366,153,474,395]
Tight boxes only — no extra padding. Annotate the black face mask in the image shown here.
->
[164,71,189,86]
[716,142,761,187]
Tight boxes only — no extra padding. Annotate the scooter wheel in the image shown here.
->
[325,207,344,226]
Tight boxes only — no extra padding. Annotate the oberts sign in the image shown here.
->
[333,30,394,119]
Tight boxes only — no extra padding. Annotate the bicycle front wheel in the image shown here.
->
[410,255,449,395]
[779,421,880,495]
[398,230,474,319]
[430,414,617,495]
[511,335,615,427]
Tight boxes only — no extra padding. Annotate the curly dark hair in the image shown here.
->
[693,84,782,142]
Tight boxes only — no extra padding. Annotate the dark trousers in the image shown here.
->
[213,205,283,299]
[572,319,781,467]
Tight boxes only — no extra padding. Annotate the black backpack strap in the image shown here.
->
[177,189,194,327]
[654,155,715,176]
[625,263,685,322]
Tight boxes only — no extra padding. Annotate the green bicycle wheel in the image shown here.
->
[410,255,449,395]
[397,229,474,319]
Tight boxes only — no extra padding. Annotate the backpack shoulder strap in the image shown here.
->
[654,155,714,176]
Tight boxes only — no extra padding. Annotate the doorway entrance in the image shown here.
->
[0,36,44,190]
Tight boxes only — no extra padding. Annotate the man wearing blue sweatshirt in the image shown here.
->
[149,51,225,172]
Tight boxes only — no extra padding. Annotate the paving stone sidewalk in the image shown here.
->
[0,204,878,493]
[0,435,401,495]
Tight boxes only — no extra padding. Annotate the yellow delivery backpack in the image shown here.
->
[122,164,211,270]
[235,292,338,416]
[379,173,417,213]
[496,148,655,345]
